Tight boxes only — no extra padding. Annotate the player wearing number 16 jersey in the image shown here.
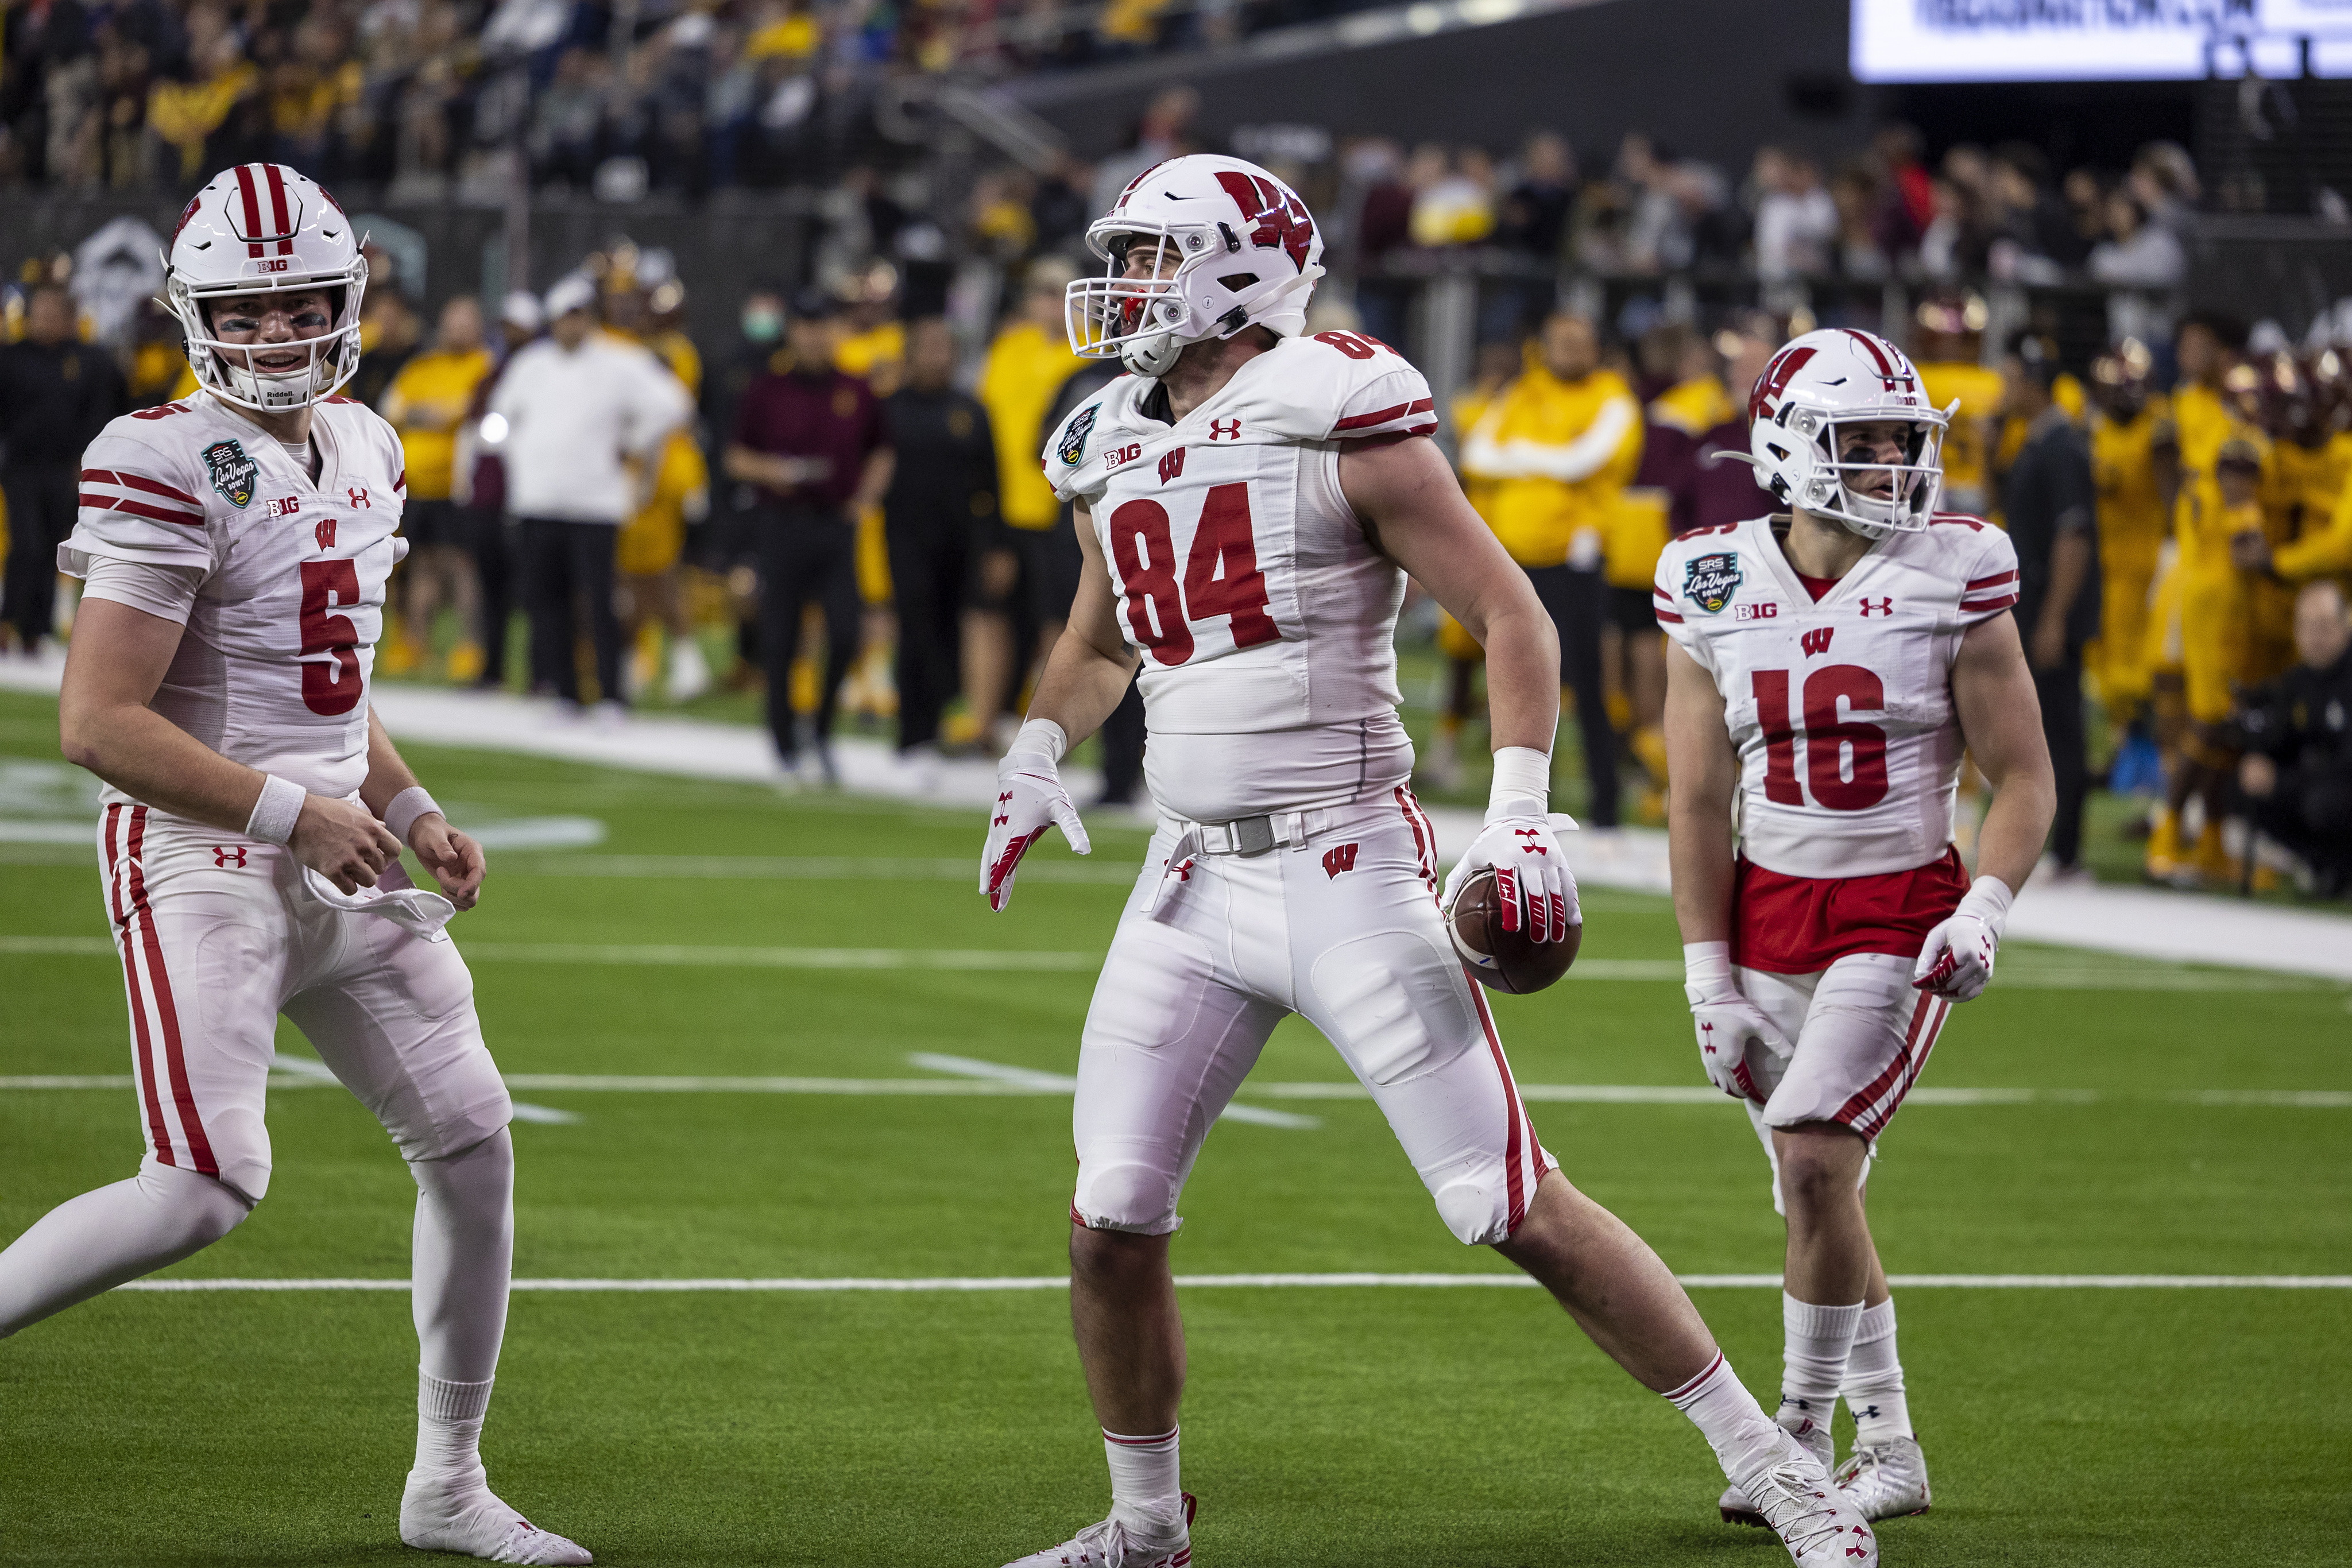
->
[1,164,588,1563]
[978,155,1875,1568]
[1658,327,2057,1530]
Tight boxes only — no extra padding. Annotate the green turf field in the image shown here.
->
[1,686,2347,1567]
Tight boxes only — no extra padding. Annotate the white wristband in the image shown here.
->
[245,773,306,845]
[1012,718,1069,765]
[1487,746,1552,816]
[1955,874,2015,939]
[384,786,442,846]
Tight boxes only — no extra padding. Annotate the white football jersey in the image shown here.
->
[1654,512,2021,879]
[61,392,409,804]
[1042,330,1437,821]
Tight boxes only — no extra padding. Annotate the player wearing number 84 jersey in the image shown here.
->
[981,155,1876,1568]
[1658,326,2057,1531]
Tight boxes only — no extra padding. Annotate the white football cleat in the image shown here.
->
[1835,1435,1932,1520]
[1720,1410,1832,1526]
[400,1468,591,1565]
[1729,1428,1878,1567]
[1002,1492,1196,1568]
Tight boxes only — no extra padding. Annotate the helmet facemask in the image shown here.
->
[1067,224,1219,377]
[169,263,368,413]
[1777,404,1947,540]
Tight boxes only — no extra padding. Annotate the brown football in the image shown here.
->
[1447,868,1583,994]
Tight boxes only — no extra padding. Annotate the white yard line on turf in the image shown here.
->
[114,1272,2352,1292]
[5,934,2338,994]
[908,1052,1321,1128]
[264,1051,581,1124]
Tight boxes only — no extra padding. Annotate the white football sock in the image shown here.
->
[1842,1297,1913,1445]
[0,1161,249,1337]
[410,1130,515,1385]
[1664,1352,1786,1482]
[1779,1292,1863,1432]
[1102,1426,1183,1534]
[414,1373,494,1484]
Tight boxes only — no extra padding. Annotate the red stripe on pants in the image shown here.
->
[1836,989,1937,1134]
[1468,984,1527,1234]
[123,808,216,1175]
[108,804,177,1165]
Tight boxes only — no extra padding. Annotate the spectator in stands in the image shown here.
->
[353,276,423,409]
[2003,330,2102,878]
[883,319,996,760]
[1495,132,1577,261]
[1410,146,1498,247]
[723,290,892,784]
[2089,191,2186,289]
[0,282,126,657]
[490,274,691,717]
[1088,86,1198,218]
[1830,161,1890,280]
[1685,318,1780,533]
[1871,122,1933,257]
[382,295,495,683]
[1460,310,1641,824]
[1989,141,2087,278]
[1750,146,1836,280]
[2238,579,2352,896]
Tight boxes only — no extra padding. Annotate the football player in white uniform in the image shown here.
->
[979,156,1878,1568]
[1657,328,2057,1527]
[1,165,589,1565]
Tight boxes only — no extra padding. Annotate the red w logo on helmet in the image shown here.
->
[1748,344,1817,425]
[1213,172,1314,270]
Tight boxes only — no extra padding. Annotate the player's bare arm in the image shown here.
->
[1950,611,2059,895]
[1337,432,1559,753]
[59,597,400,895]
[1662,638,1738,944]
[360,707,487,909]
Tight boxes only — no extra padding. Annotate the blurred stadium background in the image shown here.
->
[2,2,2350,1565]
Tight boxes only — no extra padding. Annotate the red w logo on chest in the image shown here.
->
[1158,447,1186,485]
[314,518,336,550]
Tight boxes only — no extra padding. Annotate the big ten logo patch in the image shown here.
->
[1736,601,1778,622]
[1107,443,1143,469]
[264,495,303,520]
[1321,842,1359,878]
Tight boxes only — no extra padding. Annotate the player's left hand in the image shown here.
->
[1911,909,1996,1001]
[981,740,1090,913]
[1441,800,1580,943]
[408,815,487,911]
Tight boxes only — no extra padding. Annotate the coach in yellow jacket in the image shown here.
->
[1461,311,1641,825]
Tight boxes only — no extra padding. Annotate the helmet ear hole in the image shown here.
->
[1218,273,1259,291]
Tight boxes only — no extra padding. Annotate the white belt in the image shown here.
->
[1165,807,1336,857]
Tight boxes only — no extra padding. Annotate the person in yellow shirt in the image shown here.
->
[381,297,495,683]
[965,260,1085,750]
[2234,363,2352,587]
[1419,339,1525,792]
[833,261,908,720]
[1459,311,1641,825]
[606,272,714,703]
[2085,347,2173,723]
[1912,294,2005,517]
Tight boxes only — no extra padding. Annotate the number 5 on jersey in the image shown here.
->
[1107,482,1279,666]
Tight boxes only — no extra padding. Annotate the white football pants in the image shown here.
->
[1072,787,1553,1246]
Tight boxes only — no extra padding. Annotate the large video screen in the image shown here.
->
[1852,0,2352,83]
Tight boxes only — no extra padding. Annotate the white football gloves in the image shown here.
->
[1683,942,1786,1101]
[1440,797,1582,945]
[1911,874,2016,1003]
[980,720,1090,913]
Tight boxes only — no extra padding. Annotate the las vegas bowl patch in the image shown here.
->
[1058,404,1097,467]
[203,440,258,509]
[1683,551,1742,614]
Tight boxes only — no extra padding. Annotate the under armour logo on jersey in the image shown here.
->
[1513,828,1549,855]
[313,517,336,550]
[347,486,370,509]
[1858,597,1894,617]
[1801,626,1835,656]
[212,846,249,868]
[1158,447,1186,484]
[1208,417,1241,442]
[1321,842,1359,878]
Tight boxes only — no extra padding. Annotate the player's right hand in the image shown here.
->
[291,794,403,895]
[981,744,1089,913]
[1683,942,1786,1101]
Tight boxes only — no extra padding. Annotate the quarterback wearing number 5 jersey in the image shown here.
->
[2,164,589,1565]
[1659,328,2056,1533]
[980,156,1877,1568]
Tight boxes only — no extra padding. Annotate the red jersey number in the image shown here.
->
[1751,664,1889,811]
[299,559,364,715]
[1107,482,1279,667]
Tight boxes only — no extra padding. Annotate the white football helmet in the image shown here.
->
[1743,327,1952,539]
[164,162,368,412]
[1067,153,1326,377]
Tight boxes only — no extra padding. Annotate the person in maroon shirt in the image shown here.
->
[722,290,893,783]
[1685,320,1781,535]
